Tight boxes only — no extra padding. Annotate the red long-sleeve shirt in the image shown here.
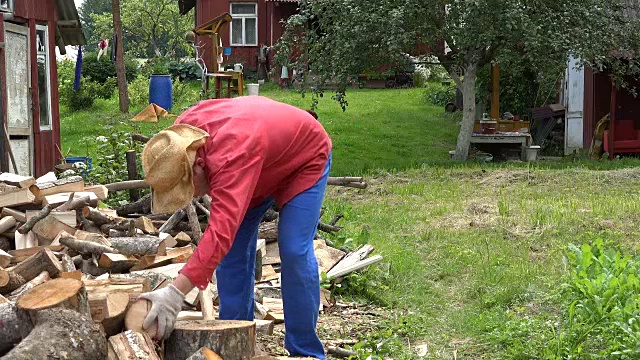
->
[175,96,332,289]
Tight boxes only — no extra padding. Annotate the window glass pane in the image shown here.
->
[231,20,243,45]
[231,3,255,15]
[36,29,50,128]
[0,0,9,10]
[245,18,257,45]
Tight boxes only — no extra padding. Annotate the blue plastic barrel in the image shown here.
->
[149,75,173,111]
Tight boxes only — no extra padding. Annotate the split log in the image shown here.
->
[314,239,346,274]
[0,249,12,267]
[0,173,36,188]
[60,254,76,272]
[0,188,36,208]
[8,246,64,265]
[18,205,53,234]
[199,283,216,320]
[0,269,25,294]
[1,208,26,223]
[186,347,223,360]
[124,299,157,337]
[83,206,116,226]
[116,193,152,217]
[0,216,16,234]
[33,216,77,244]
[0,302,32,354]
[158,208,187,233]
[263,297,284,323]
[0,294,6,303]
[16,277,90,315]
[135,216,156,234]
[100,218,134,234]
[44,192,97,208]
[84,185,109,200]
[60,236,118,256]
[11,248,62,282]
[99,292,130,337]
[26,209,76,227]
[259,221,278,241]
[1,308,107,360]
[107,330,160,360]
[186,203,203,244]
[174,231,192,247]
[263,208,279,222]
[7,271,51,302]
[254,319,274,335]
[108,237,166,256]
[81,259,109,277]
[98,253,138,273]
[113,271,173,291]
[75,230,111,245]
[129,246,193,271]
[84,277,151,320]
[29,175,84,202]
[165,320,256,360]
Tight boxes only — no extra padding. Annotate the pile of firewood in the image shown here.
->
[0,171,381,359]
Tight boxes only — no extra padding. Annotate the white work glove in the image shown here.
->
[138,284,185,340]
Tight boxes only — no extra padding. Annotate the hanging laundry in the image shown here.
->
[97,38,109,60]
[73,46,83,90]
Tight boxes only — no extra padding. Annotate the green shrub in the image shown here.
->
[128,76,150,106]
[94,77,117,99]
[82,52,139,84]
[172,80,198,107]
[168,60,202,81]
[61,80,100,111]
[423,83,456,106]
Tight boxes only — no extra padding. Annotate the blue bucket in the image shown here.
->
[65,156,92,176]
[149,75,173,111]
[223,47,232,56]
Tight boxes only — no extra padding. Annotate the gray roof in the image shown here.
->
[54,0,86,54]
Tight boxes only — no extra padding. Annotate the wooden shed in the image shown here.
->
[0,0,85,177]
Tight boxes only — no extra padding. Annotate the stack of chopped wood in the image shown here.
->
[0,171,379,359]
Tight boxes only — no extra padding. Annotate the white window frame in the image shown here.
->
[36,24,52,131]
[230,3,258,47]
[0,0,13,12]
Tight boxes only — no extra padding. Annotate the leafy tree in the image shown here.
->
[91,0,193,58]
[277,0,640,160]
[78,0,112,49]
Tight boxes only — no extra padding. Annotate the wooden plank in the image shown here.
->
[131,263,184,279]
[314,240,346,274]
[177,311,204,321]
[326,245,374,278]
[0,173,35,188]
[0,188,36,208]
[260,265,278,282]
[326,255,384,280]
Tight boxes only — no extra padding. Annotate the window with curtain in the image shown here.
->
[230,3,257,46]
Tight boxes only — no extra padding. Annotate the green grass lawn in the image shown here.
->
[60,84,640,358]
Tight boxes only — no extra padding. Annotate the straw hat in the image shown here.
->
[142,124,209,214]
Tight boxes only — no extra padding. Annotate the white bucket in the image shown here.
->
[525,146,541,162]
[247,84,260,96]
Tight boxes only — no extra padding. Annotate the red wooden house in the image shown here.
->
[0,0,85,177]
[178,0,297,73]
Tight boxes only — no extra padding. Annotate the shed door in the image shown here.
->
[565,57,584,155]
[4,22,33,176]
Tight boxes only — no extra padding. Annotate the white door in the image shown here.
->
[564,56,584,155]
[4,22,33,176]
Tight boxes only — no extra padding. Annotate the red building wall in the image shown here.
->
[195,0,296,72]
[3,0,61,176]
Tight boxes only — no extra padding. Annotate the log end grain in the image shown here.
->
[165,320,256,360]
[16,278,82,311]
[124,299,158,337]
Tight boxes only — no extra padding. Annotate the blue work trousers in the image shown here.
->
[217,155,331,359]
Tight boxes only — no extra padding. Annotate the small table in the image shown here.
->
[470,133,532,159]
[204,73,234,99]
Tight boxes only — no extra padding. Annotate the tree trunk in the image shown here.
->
[112,0,129,113]
[1,308,107,359]
[453,64,477,161]
[0,303,32,355]
[165,320,256,360]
